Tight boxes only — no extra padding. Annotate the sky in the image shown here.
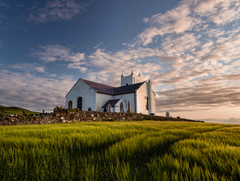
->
[0,0,240,123]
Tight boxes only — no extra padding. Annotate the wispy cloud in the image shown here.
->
[11,63,46,73]
[93,42,103,49]
[31,44,88,73]
[28,0,87,23]
[0,2,9,9]
[31,44,85,62]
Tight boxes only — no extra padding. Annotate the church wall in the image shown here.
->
[136,83,149,114]
[150,90,156,114]
[65,79,96,111]
[95,93,114,112]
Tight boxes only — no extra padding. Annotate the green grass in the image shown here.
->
[0,121,240,180]
[0,105,40,117]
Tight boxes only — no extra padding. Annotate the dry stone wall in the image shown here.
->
[0,106,204,126]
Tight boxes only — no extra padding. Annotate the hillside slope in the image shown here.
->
[0,105,40,117]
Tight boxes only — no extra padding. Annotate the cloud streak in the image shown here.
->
[29,0,87,23]
[31,44,85,62]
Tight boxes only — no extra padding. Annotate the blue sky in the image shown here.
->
[1,0,240,123]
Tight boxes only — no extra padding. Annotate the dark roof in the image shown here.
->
[113,82,145,95]
[102,99,120,108]
[82,79,114,95]
[82,78,145,95]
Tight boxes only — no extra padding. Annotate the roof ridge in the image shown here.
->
[114,81,145,89]
[82,78,115,88]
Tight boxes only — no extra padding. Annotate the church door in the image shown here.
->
[77,97,82,110]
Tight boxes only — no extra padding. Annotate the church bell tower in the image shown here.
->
[121,71,142,86]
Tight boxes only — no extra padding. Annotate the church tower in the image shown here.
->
[121,72,142,86]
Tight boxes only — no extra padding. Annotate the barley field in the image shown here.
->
[0,121,240,180]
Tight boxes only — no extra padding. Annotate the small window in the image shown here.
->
[145,97,149,110]
[68,100,73,109]
[77,97,82,110]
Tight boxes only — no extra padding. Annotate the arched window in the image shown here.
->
[77,97,82,110]
[68,100,73,109]
[120,102,124,112]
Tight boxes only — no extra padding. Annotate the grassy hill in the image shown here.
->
[0,121,240,180]
[0,105,40,117]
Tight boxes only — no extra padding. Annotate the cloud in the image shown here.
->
[193,0,225,13]
[93,42,103,49]
[226,74,240,80]
[135,0,240,46]
[67,62,88,73]
[28,0,87,23]
[159,33,201,57]
[11,63,46,73]
[204,0,240,26]
[156,82,240,113]
[143,17,149,23]
[137,1,199,46]
[86,47,163,85]
[0,70,75,112]
[0,2,10,9]
[31,44,85,62]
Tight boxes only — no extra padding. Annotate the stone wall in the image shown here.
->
[0,107,204,126]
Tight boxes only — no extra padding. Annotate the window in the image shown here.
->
[120,102,123,112]
[77,97,82,110]
[145,97,149,110]
[68,100,73,109]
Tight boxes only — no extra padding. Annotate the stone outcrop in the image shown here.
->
[0,106,204,126]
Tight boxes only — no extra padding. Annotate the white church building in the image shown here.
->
[65,72,156,115]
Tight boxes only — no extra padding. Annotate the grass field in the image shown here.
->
[0,105,40,117]
[0,121,240,180]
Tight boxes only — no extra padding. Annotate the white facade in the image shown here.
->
[65,73,156,114]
